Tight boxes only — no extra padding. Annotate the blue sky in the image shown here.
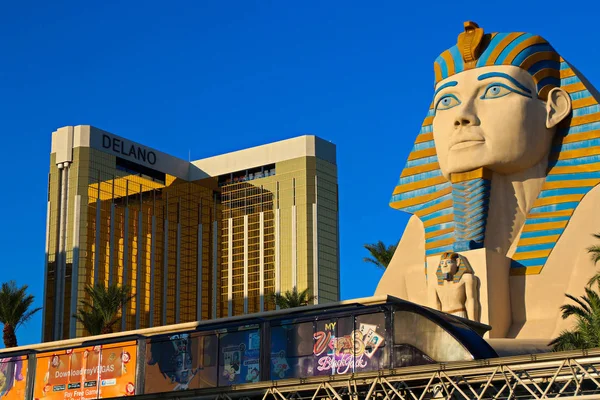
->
[1,1,599,347]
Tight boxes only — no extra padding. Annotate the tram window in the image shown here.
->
[218,328,260,386]
[393,311,471,366]
[270,322,313,380]
[355,312,388,372]
[144,332,218,394]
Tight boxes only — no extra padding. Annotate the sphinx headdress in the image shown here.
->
[390,22,600,275]
[435,252,474,285]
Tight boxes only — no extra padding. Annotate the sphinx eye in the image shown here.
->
[481,83,531,100]
[435,94,461,111]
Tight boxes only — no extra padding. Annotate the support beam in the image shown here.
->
[259,212,265,312]
[243,215,249,314]
[227,217,233,317]
[69,195,81,338]
[197,223,203,321]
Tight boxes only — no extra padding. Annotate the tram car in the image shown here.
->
[0,296,497,399]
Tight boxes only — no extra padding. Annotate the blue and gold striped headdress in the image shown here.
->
[435,252,474,285]
[391,22,600,276]
[434,21,560,100]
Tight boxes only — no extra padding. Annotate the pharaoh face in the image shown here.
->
[440,257,459,276]
[432,65,555,177]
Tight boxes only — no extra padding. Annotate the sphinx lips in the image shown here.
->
[450,140,485,150]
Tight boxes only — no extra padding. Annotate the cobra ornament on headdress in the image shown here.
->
[390,21,600,276]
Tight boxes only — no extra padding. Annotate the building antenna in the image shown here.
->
[188,149,191,162]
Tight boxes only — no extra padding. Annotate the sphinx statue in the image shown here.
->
[429,252,480,322]
[376,22,600,339]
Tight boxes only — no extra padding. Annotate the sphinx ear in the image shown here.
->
[546,87,572,129]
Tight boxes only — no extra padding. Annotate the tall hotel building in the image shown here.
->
[44,126,339,341]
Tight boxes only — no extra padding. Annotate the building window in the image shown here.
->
[217,164,276,187]
[116,157,166,184]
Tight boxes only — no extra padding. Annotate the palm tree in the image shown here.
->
[73,283,133,336]
[549,281,600,351]
[268,287,316,309]
[0,281,41,348]
[363,240,398,269]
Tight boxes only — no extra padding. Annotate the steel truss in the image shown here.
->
[129,349,600,400]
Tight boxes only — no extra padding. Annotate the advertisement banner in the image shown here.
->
[269,322,314,380]
[0,355,28,399]
[34,341,137,399]
[270,313,387,380]
[313,318,385,375]
[218,329,260,386]
[144,333,218,393]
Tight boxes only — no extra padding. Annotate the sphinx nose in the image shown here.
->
[455,118,470,127]
[453,100,479,127]
[454,111,480,127]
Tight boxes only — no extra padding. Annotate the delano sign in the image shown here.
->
[88,128,192,180]
[101,134,157,165]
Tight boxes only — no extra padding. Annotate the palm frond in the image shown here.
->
[551,278,600,351]
[588,273,600,288]
[588,246,600,264]
[549,330,585,351]
[73,283,133,336]
[363,240,398,269]
[0,281,41,330]
[566,292,592,310]
[267,287,316,309]
[16,307,42,329]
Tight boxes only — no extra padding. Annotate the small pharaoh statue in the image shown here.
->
[428,252,480,321]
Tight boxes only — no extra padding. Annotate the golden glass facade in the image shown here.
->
[43,126,339,341]
[220,182,276,316]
